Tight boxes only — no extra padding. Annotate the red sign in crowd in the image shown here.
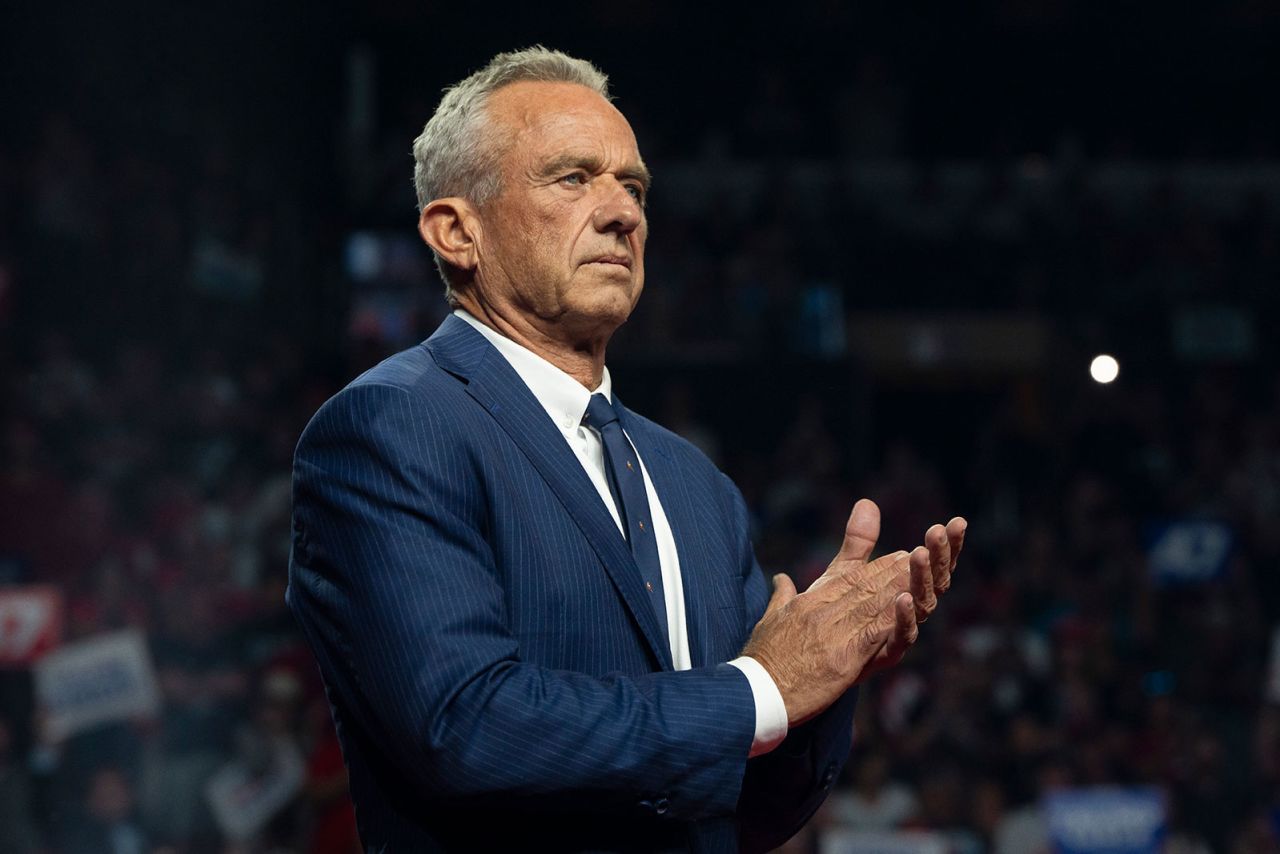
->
[0,585,64,666]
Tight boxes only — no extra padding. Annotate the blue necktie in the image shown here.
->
[582,393,669,643]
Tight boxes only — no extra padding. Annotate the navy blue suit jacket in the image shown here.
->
[286,315,859,852]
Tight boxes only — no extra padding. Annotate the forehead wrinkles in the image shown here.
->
[524,108,633,161]
[490,83,637,163]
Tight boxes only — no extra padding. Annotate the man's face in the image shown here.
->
[471,81,649,342]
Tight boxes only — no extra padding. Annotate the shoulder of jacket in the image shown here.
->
[299,344,476,447]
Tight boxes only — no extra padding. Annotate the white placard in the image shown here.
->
[821,829,949,854]
[34,629,161,740]
[205,737,305,841]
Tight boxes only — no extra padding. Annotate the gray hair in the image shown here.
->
[412,46,612,299]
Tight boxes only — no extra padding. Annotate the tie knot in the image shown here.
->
[582,393,620,430]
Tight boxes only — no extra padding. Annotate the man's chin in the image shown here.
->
[557,292,636,339]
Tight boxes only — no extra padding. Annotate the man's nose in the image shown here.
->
[591,178,643,234]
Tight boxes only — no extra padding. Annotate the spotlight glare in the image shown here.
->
[1090,354,1119,384]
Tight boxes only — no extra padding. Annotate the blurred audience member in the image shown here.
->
[60,766,148,854]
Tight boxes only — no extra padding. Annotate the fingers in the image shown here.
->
[926,523,952,595]
[842,547,910,594]
[837,498,880,564]
[899,517,967,625]
[764,573,797,618]
[909,546,937,623]
[855,550,911,614]
[841,514,966,687]
[857,591,919,681]
[946,517,967,577]
[883,591,919,663]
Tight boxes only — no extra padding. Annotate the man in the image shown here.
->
[286,47,966,853]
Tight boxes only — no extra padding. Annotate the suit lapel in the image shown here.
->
[424,317,674,671]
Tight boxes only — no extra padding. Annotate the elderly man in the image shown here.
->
[286,47,965,853]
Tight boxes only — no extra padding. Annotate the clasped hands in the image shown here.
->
[741,498,966,727]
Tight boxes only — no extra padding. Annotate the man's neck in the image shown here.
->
[455,299,608,390]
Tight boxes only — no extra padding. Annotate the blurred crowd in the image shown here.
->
[785,364,1280,853]
[0,320,356,852]
[4,299,1280,853]
[2,9,1280,849]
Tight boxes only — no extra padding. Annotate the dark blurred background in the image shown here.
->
[2,2,1279,852]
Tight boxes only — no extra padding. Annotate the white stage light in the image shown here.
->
[1090,354,1119,384]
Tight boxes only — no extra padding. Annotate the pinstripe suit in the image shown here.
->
[286,314,859,852]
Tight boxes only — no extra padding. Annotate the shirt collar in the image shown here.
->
[454,309,612,431]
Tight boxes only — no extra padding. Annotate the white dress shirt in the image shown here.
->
[455,310,789,757]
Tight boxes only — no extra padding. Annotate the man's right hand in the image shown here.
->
[739,498,965,727]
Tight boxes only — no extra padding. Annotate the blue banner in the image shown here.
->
[1046,787,1165,854]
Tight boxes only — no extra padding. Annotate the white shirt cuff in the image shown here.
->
[728,655,789,757]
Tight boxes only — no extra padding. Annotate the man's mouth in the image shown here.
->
[587,255,632,269]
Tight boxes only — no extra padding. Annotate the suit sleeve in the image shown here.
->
[285,382,757,820]
[720,474,860,854]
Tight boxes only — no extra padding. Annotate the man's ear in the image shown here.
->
[419,198,480,276]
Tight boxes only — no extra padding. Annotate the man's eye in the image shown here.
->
[560,173,585,187]
[625,185,645,202]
